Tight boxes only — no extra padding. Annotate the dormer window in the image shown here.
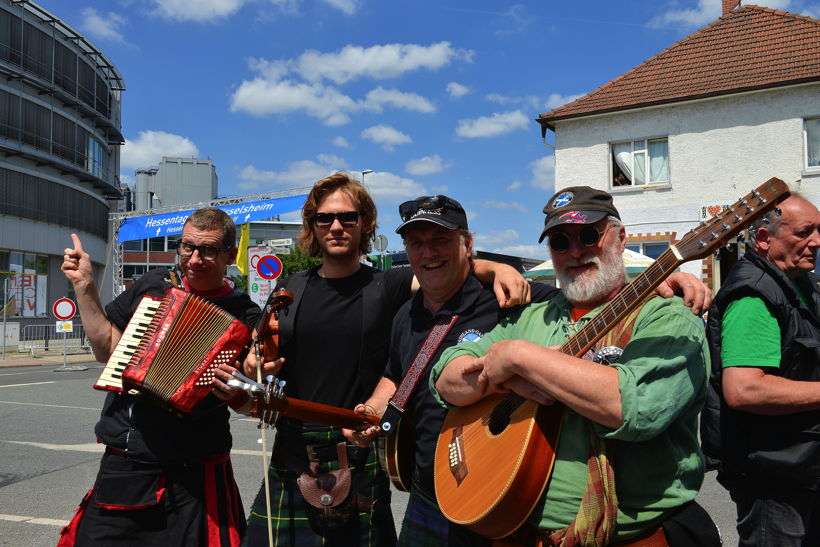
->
[611,138,669,188]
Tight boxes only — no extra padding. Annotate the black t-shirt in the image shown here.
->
[96,268,262,463]
[384,275,559,499]
[279,266,413,412]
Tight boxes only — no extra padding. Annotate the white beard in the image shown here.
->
[556,243,626,306]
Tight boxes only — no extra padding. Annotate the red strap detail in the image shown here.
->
[57,488,94,547]
[390,314,459,410]
[182,278,234,299]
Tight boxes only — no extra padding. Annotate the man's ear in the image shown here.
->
[227,247,238,266]
[755,227,771,253]
[617,225,627,252]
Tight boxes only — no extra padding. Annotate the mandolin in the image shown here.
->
[433,177,790,539]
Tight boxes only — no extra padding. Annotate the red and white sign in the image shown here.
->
[53,298,76,320]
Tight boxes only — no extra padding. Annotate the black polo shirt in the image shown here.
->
[384,274,559,499]
[95,268,262,463]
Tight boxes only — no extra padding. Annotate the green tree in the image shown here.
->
[280,246,322,278]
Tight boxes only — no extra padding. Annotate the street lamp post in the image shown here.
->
[361,169,373,187]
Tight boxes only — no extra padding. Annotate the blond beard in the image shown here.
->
[556,243,626,307]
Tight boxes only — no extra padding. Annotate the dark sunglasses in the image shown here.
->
[313,211,360,228]
[176,241,230,261]
[399,195,462,221]
[548,224,607,253]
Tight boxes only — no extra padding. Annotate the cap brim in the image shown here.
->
[538,210,608,243]
[396,216,460,234]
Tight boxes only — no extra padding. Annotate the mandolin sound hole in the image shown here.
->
[487,405,511,435]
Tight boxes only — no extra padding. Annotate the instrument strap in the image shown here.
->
[379,314,458,435]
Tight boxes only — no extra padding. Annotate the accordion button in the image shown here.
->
[319,494,333,506]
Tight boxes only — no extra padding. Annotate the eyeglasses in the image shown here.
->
[313,211,360,228]
[177,242,230,261]
[548,224,608,253]
[399,195,463,221]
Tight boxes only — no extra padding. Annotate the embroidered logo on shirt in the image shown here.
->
[457,329,483,344]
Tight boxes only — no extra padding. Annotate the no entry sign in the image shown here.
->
[255,254,283,280]
[53,298,77,320]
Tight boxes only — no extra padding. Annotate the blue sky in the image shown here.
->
[48,0,820,258]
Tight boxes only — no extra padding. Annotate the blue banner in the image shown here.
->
[117,194,308,242]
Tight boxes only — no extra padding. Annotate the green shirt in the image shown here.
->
[721,296,781,368]
[430,293,709,541]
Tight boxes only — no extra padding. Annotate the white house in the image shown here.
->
[536,1,820,288]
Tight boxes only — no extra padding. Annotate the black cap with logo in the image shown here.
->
[396,195,469,235]
[538,186,620,243]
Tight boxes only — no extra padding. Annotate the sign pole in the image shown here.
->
[52,297,87,373]
[2,277,8,360]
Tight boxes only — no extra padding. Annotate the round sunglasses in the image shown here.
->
[548,224,609,253]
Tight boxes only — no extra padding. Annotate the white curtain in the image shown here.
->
[649,140,669,181]
[613,142,632,182]
[808,119,820,168]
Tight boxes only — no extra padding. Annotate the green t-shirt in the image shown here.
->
[430,293,709,542]
[721,296,781,369]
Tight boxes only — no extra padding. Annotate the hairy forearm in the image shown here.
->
[73,279,119,362]
[508,343,623,429]
[435,356,487,407]
[723,368,820,415]
[364,377,399,416]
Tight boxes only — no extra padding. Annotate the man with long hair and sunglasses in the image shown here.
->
[432,186,720,546]
[345,189,713,546]
[700,194,820,546]
[58,208,261,546]
[241,173,532,546]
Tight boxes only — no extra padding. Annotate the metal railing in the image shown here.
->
[20,324,91,356]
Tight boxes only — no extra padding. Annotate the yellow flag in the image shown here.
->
[236,222,250,274]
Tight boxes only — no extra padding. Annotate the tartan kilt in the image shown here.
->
[243,423,397,546]
[398,488,490,547]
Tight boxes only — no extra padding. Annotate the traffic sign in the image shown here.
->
[256,254,284,280]
[56,320,73,333]
[53,298,76,320]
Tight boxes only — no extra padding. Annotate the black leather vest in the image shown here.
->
[700,251,820,487]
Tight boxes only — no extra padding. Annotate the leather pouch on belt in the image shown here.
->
[93,452,166,510]
[297,442,356,532]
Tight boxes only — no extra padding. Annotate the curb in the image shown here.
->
[0,353,98,368]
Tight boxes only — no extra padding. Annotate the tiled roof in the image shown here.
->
[538,5,820,127]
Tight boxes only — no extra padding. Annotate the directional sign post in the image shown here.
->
[51,297,87,373]
[247,247,281,308]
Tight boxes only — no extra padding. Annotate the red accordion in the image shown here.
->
[95,287,252,415]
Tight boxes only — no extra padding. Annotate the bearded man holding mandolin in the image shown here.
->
[432,186,724,546]
[349,189,714,546]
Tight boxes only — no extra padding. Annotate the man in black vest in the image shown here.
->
[700,194,820,546]
[240,173,531,546]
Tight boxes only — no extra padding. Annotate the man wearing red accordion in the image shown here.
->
[58,207,261,547]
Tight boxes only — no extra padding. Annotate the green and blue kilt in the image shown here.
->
[243,421,396,546]
[398,487,490,547]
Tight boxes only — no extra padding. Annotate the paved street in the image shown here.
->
[0,358,736,546]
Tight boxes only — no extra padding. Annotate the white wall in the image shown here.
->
[553,83,820,239]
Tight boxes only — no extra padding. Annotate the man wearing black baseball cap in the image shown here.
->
[433,186,719,545]
[350,191,713,546]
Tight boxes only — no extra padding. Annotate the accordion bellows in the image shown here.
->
[96,287,252,415]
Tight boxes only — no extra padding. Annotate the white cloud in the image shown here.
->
[529,155,555,192]
[485,92,539,108]
[150,0,246,22]
[473,229,520,249]
[80,8,128,44]
[230,77,357,125]
[482,200,529,214]
[121,131,199,170]
[405,155,449,176]
[361,125,412,151]
[492,244,547,260]
[648,0,719,27]
[494,4,534,36]
[235,154,347,191]
[446,82,471,99]
[332,136,350,148]
[296,42,473,84]
[455,110,529,138]
[507,180,522,191]
[320,0,360,15]
[544,92,585,110]
[363,172,426,200]
[230,48,446,124]
[364,87,436,113]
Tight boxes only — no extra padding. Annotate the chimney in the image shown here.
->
[722,0,740,15]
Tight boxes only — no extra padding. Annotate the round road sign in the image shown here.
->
[53,298,77,320]
[256,255,284,280]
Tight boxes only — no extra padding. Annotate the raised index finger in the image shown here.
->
[70,233,84,253]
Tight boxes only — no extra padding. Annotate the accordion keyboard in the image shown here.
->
[94,296,161,392]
